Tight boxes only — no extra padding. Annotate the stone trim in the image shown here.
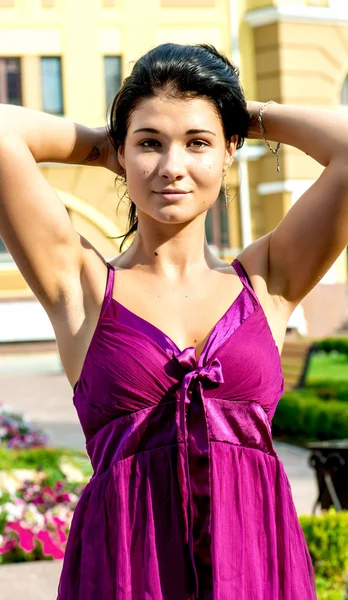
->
[245,5,348,28]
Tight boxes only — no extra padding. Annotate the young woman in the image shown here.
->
[1,42,347,599]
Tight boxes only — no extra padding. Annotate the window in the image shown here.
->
[341,76,348,105]
[104,56,122,111]
[40,57,64,115]
[218,191,230,248]
[205,190,230,248]
[0,58,22,105]
[205,208,213,245]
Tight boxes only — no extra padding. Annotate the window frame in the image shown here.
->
[103,55,122,113]
[0,57,22,106]
[40,56,64,116]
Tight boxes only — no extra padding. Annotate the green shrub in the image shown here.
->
[299,508,348,592]
[272,390,348,441]
[0,445,92,486]
[304,380,348,402]
[317,587,345,600]
[314,339,348,356]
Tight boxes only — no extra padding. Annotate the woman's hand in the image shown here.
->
[94,126,123,175]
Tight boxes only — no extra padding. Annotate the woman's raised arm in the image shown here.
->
[247,100,348,167]
[246,101,348,307]
[0,105,113,316]
[0,103,108,166]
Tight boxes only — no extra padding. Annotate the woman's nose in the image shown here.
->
[158,147,186,179]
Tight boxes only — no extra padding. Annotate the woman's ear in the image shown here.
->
[223,135,238,171]
[117,146,126,172]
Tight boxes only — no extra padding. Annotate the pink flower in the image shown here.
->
[51,517,67,544]
[6,521,35,553]
[0,537,16,555]
[57,493,71,502]
[36,529,64,559]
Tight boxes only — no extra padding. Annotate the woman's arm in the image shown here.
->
[245,101,348,307]
[246,100,348,167]
[0,105,117,314]
[0,103,115,168]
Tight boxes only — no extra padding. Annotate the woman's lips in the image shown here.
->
[154,191,190,201]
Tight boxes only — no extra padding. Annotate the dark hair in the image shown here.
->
[106,42,249,252]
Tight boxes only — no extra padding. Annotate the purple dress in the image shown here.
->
[57,259,317,600]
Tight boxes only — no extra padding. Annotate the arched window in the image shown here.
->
[341,76,348,105]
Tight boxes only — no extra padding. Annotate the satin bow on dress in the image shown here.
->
[174,348,225,597]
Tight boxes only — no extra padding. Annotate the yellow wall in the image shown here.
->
[248,12,348,283]
[246,0,328,8]
[0,0,347,297]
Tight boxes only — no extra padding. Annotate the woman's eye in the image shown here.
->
[190,140,208,149]
[139,139,208,149]
[139,140,160,148]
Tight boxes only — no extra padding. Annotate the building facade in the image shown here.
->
[0,0,347,340]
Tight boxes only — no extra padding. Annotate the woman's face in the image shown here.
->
[118,94,237,224]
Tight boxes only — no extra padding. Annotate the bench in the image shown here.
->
[280,338,317,391]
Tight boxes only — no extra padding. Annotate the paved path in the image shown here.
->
[0,560,63,600]
[0,354,318,599]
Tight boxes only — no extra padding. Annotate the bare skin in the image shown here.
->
[1,96,347,392]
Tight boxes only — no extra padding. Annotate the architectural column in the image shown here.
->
[21,56,42,110]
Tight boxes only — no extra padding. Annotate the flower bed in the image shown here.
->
[0,403,48,449]
[0,402,92,563]
[0,477,84,562]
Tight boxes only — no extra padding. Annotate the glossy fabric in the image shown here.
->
[57,259,317,600]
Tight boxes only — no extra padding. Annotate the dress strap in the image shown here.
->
[232,258,260,307]
[102,261,115,316]
[73,261,115,396]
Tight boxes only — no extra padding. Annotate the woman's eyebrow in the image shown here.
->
[132,127,216,136]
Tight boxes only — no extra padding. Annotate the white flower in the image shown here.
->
[68,493,79,504]
[0,501,23,520]
[58,457,86,483]
[24,504,45,528]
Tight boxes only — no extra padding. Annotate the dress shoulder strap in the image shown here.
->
[232,258,260,307]
[73,261,115,395]
[100,261,115,318]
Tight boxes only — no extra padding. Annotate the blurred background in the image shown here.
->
[0,1,348,599]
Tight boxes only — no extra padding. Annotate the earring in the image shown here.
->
[222,169,230,207]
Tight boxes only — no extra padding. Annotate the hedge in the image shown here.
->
[299,508,348,594]
[272,390,348,441]
[304,380,348,403]
[312,339,348,356]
